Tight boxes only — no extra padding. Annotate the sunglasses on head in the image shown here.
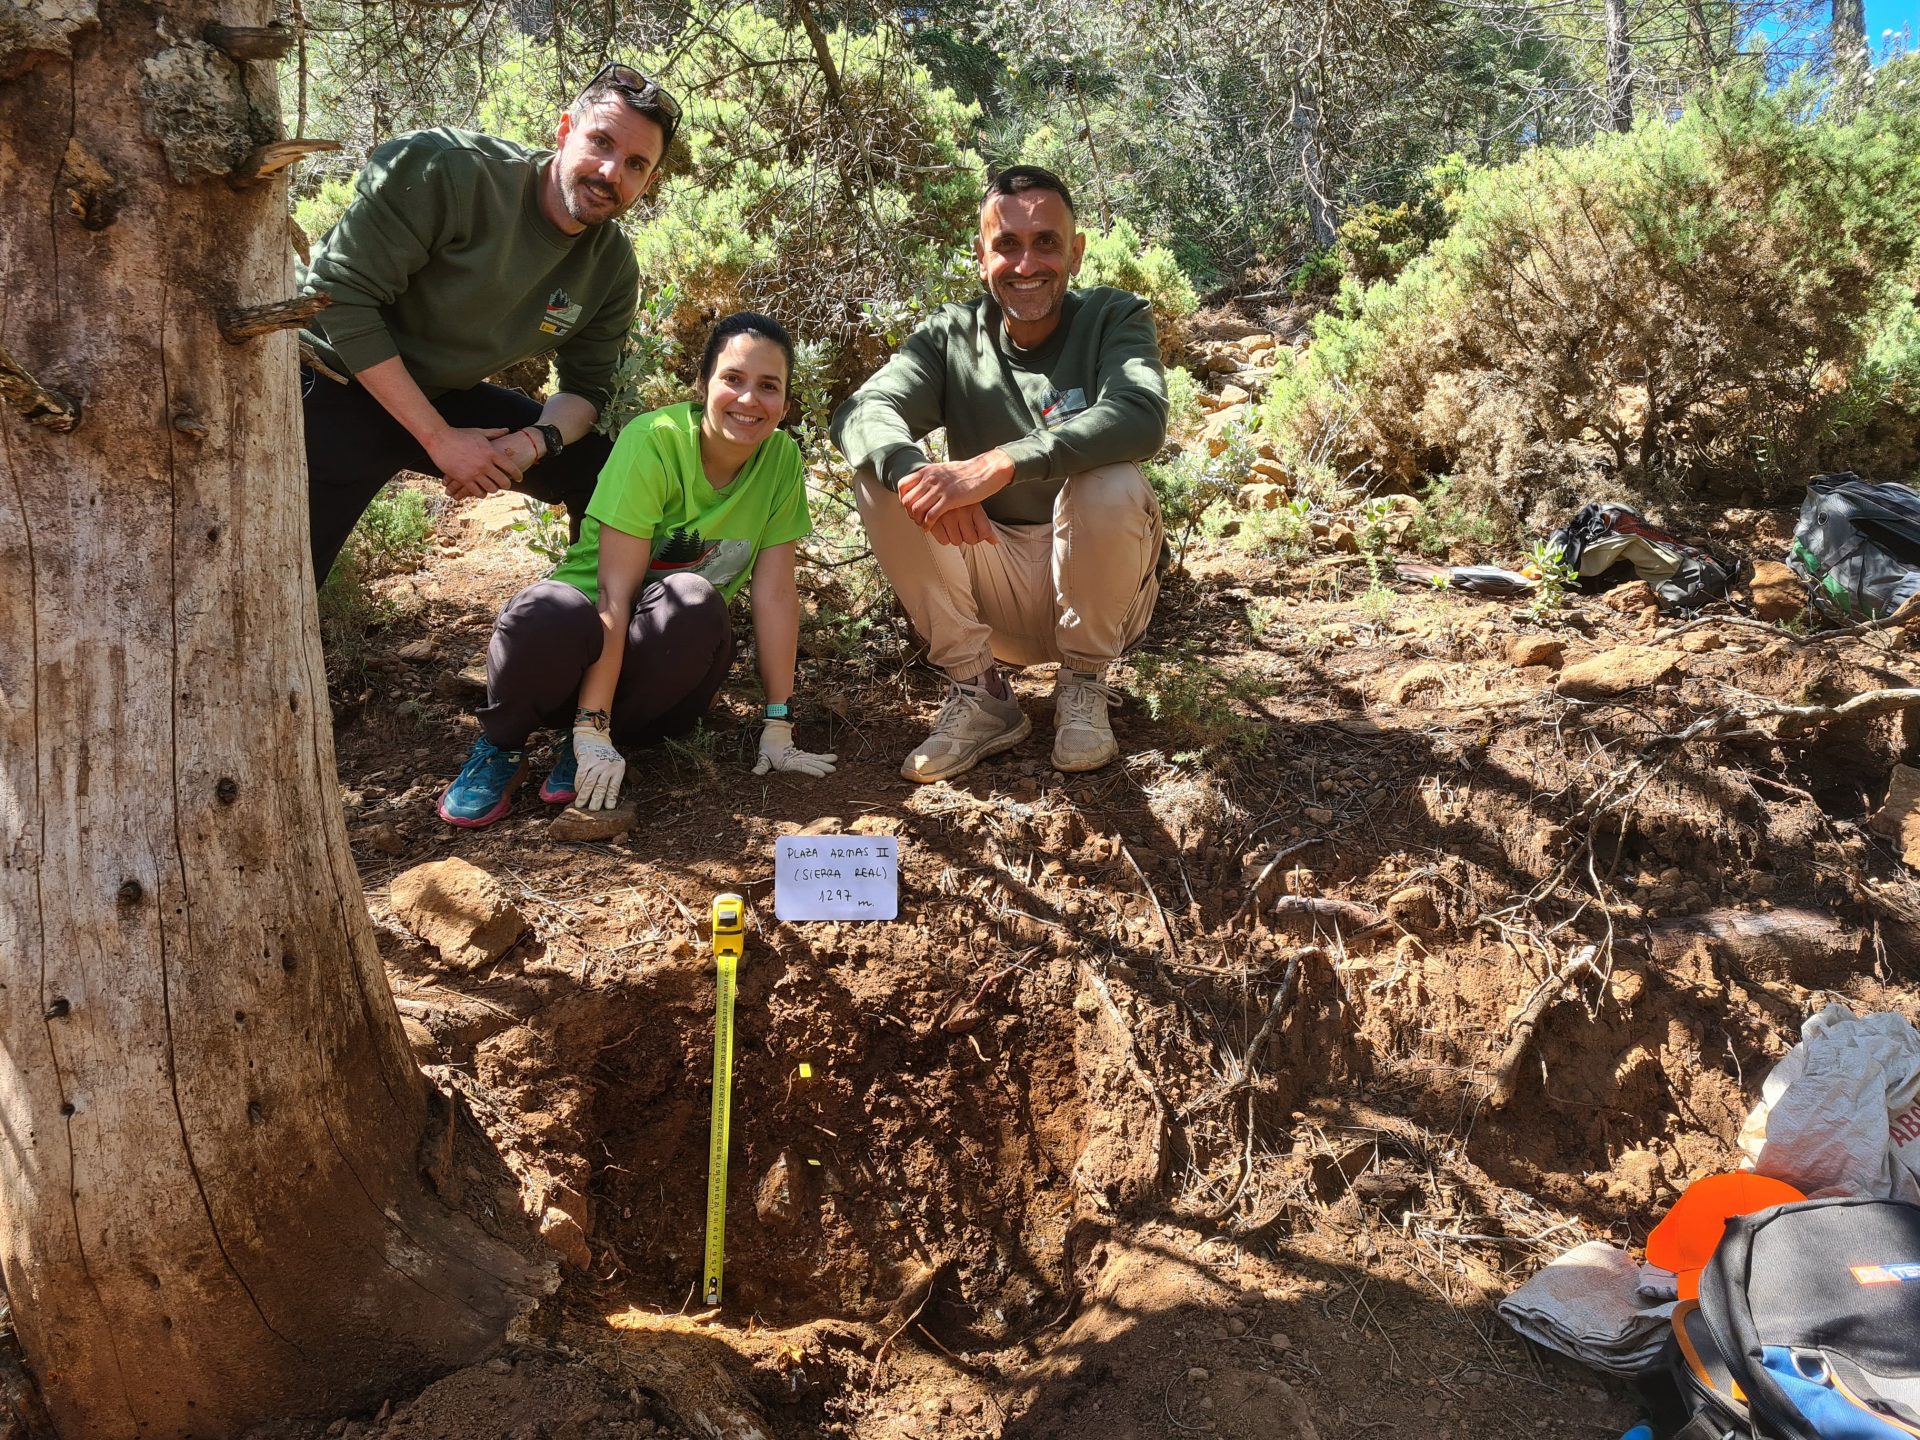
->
[585,62,682,142]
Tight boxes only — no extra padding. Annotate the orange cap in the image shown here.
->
[1648,1172,1806,1299]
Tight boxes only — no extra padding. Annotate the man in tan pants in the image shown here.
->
[832,165,1168,782]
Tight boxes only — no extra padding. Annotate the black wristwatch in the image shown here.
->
[535,423,564,462]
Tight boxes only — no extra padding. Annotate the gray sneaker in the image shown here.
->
[1052,670,1121,772]
[902,681,1032,783]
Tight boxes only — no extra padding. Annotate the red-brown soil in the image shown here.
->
[279,480,1920,1440]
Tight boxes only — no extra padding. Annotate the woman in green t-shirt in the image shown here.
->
[439,311,837,826]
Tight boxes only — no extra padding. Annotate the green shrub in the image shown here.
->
[1288,247,1343,296]
[625,7,984,396]
[1264,82,1920,526]
[1078,216,1199,359]
[1145,430,1250,566]
[1163,365,1203,432]
[340,485,432,582]
[292,174,354,247]
[1127,645,1265,757]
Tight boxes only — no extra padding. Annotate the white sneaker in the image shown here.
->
[901,682,1032,783]
[1052,670,1121,772]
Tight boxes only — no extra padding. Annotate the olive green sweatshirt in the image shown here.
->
[831,288,1168,524]
[298,128,639,415]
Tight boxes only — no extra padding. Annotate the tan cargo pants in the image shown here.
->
[854,462,1163,680]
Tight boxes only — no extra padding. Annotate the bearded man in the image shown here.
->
[832,165,1168,781]
[297,64,679,582]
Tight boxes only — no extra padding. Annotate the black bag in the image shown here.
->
[1655,1197,1920,1440]
[1548,503,1739,613]
[1787,474,1920,621]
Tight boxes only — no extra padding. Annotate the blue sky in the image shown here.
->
[1871,0,1919,48]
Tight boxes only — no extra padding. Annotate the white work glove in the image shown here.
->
[571,717,626,810]
[752,718,837,778]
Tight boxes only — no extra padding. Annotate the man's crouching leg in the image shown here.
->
[1051,463,1163,773]
[853,467,1032,783]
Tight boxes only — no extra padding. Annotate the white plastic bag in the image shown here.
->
[1739,1002,1920,1201]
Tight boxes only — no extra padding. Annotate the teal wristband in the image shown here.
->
[764,702,791,720]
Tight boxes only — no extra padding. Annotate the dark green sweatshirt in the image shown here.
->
[831,288,1168,524]
[298,128,639,415]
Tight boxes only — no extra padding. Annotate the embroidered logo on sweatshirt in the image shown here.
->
[1038,386,1087,427]
[540,288,583,337]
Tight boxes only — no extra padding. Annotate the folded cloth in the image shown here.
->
[1739,1002,1920,1202]
[1497,1241,1677,1375]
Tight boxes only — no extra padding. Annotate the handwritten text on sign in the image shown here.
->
[774,835,899,922]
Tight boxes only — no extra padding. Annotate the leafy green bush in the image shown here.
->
[1265,82,1920,528]
[1078,216,1199,359]
[1287,247,1343,296]
[1334,156,1466,283]
[340,485,432,581]
[1127,645,1265,757]
[625,7,984,395]
[318,486,434,684]
[1146,429,1250,565]
[292,174,354,248]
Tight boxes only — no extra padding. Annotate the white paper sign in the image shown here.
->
[774,835,899,922]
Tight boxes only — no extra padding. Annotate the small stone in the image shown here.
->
[357,822,407,857]
[539,1206,591,1270]
[401,1016,437,1062]
[1268,1331,1292,1350]
[1224,1316,1248,1336]
[547,803,638,842]
[1387,662,1449,706]
[1507,635,1564,668]
[1677,629,1725,653]
[389,859,527,969]
[395,638,437,663]
[1556,645,1683,700]
[1748,559,1806,622]
[487,1357,513,1374]
[797,816,844,836]
[1327,522,1360,554]
[755,1149,810,1228]
[1386,884,1442,935]
[1072,990,1099,1017]
[1871,763,1920,870]
[1602,580,1660,613]
[434,664,489,701]
[1187,1367,1210,1384]
[1305,806,1334,826]
[1216,383,1252,406]
[1238,482,1285,512]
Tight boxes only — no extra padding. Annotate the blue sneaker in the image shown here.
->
[437,736,527,828]
[539,734,578,805]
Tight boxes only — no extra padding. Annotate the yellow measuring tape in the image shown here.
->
[702,893,745,1307]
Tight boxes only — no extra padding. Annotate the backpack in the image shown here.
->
[1786,474,1920,621]
[1548,503,1739,613]
[1652,1197,1920,1440]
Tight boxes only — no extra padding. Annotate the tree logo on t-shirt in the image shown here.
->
[540,287,583,337]
[648,526,753,594]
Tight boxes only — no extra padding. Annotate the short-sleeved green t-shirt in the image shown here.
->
[549,401,811,603]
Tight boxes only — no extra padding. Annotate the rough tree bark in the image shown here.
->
[1288,77,1336,248]
[1832,0,1868,83]
[0,1,546,1435]
[1604,0,1634,133]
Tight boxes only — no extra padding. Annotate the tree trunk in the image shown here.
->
[1604,0,1634,133]
[1832,0,1868,81]
[0,4,546,1436]
[1288,77,1336,248]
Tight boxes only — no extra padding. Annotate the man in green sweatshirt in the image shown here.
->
[831,165,1168,782]
[298,63,679,582]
